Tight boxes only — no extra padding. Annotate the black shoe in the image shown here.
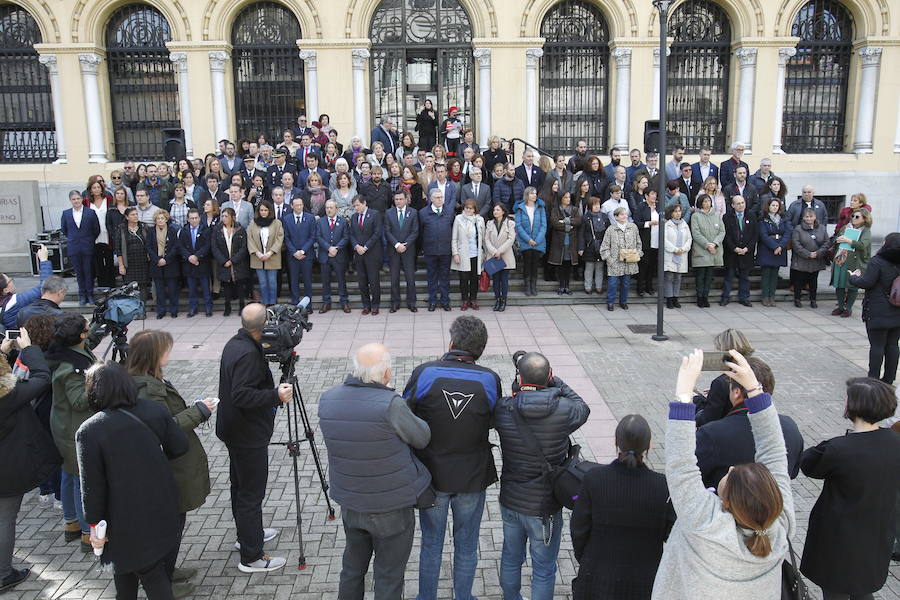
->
[187,309,197,318]
[171,313,178,318]
[156,313,166,319]
[638,291,645,297]
[223,306,232,317]
[498,298,506,312]
[493,298,501,311]
[206,310,213,317]
[557,288,564,296]
[428,304,436,312]
[564,288,573,296]
[673,298,681,308]
[442,304,451,311]
[0,568,29,592]
[794,298,802,308]
[607,303,614,311]
[739,300,752,307]
[389,305,399,313]
[620,303,629,310]
[408,305,418,312]
[719,298,729,306]
[666,297,673,309]
[810,299,817,308]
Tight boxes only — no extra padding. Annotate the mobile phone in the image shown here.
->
[5,330,20,340]
[701,350,729,371]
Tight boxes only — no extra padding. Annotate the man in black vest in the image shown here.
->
[721,195,758,307]
[319,342,431,600]
[404,316,502,600]
[216,304,292,573]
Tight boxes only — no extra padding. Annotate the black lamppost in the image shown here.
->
[652,0,671,342]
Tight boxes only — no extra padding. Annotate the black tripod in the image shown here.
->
[271,351,335,570]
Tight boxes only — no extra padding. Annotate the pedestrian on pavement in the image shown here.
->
[570,414,675,599]
[128,330,217,597]
[319,343,432,600]
[690,193,725,308]
[493,352,590,600]
[146,210,181,319]
[789,208,831,308]
[653,349,795,599]
[404,316,502,600]
[800,377,900,600]
[419,188,455,311]
[599,207,642,311]
[484,203,517,311]
[78,361,188,600]
[216,304,292,573]
[831,208,873,318]
[848,232,900,384]
[514,186,547,297]
[663,202,692,309]
[756,198,791,307]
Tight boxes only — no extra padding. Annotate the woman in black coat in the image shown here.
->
[78,361,188,600]
[0,331,60,592]
[415,100,438,151]
[210,208,251,316]
[571,415,675,599]
[145,210,181,319]
[800,378,900,600]
[633,189,660,296]
[848,232,900,384]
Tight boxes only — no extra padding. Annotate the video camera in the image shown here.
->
[260,297,314,363]
[90,281,145,363]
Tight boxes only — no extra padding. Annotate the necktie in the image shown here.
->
[295,214,300,225]
[330,218,335,231]
[473,184,479,197]
[191,227,196,249]
[437,207,442,216]
[399,210,405,227]
[737,213,744,232]
[358,213,364,231]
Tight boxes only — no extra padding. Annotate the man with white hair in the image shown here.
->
[319,342,431,600]
[719,141,749,189]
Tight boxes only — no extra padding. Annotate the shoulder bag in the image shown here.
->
[781,540,813,600]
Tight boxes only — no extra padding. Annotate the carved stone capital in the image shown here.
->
[777,46,797,66]
[169,51,188,70]
[208,50,230,72]
[473,47,491,68]
[734,46,758,67]
[525,47,543,68]
[652,47,671,68]
[611,47,632,68]
[858,46,883,66]
[78,53,102,74]
[298,49,317,69]
[351,48,370,69]
[38,54,58,74]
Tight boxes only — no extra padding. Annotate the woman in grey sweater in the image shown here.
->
[652,349,795,600]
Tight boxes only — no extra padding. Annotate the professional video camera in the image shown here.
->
[260,298,314,364]
[90,281,145,363]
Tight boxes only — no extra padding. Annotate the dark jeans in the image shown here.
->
[694,266,714,297]
[112,556,176,600]
[721,264,751,301]
[557,260,572,289]
[821,591,875,600]
[458,257,478,303]
[153,278,179,316]
[424,254,451,306]
[71,252,95,300]
[186,276,211,312]
[866,325,900,384]
[339,507,415,600]
[227,445,268,565]
[95,243,116,288]
[493,269,510,298]
[521,249,540,280]
[637,247,657,293]
[0,494,23,581]
[163,513,187,581]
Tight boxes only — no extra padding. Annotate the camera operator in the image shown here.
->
[493,352,590,600]
[319,343,432,599]
[216,303,291,573]
[15,275,66,327]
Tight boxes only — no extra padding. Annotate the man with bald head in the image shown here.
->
[217,303,293,573]
[319,343,431,599]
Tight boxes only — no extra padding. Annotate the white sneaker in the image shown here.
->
[233,528,279,551]
[53,500,63,511]
[38,494,52,505]
[237,554,286,573]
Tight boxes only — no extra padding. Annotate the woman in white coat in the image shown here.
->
[483,203,517,312]
[451,198,486,310]
[664,202,692,308]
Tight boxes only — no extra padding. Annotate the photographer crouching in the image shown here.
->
[216,303,292,573]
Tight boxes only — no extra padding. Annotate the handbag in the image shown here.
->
[781,540,813,600]
[510,408,600,511]
[478,270,490,292]
[619,248,640,263]
[588,217,603,258]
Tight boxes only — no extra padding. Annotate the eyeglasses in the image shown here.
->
[852,214,863,219]
[111,176,122,180]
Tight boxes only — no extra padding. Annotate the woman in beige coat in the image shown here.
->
[599,207,642,311]
[247,200,284,305]
[451,198,486,310]
[484,203,517,311]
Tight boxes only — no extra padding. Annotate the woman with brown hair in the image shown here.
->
[114,207,149,297]
[127,330,216,596]
[145,210,180,319]
[548,191,582,295]
[654,349,794,598]
[247,201,284,306]
[210,207,249,316]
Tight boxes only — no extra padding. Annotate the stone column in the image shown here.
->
[772,46,796,154]
[734,47,758,153]
[853,46,883,154]
[208,50,230,144]
[38,54,67,163]
[78,53,108,163]
[169,52,194,158]
[473,48,492,147]
[611,47,632,151]
[525,48,543,144]
[651,47,670,120]
[351,49,370,143]
[893,94,900,153]
[298,49,318,122]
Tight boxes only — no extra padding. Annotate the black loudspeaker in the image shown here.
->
[162,128,185,161]
[644,120,661,154]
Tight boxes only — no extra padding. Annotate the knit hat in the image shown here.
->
[448,106,459,116]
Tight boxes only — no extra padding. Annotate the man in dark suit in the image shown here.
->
[316,199,351,313]
[676,162,701,201]
[178,208,213,317]
[220,142,242,176]
[695,357,804,490]
[279,172,303,207]
[721,195,758,307]
[514,149,545,190]
[370,116,399,156]
[292,115,311,140]
[427,163,458,212]
[691,147,719,185]
[460,167,492,219]
[294,134,321,169]
[60,190,100,305]
[266,149,297,188]
[384,189,419,312]
[349,196,383,315]
[418,188,455,311]
[723,165,759,214]
[283,196,317,305]
[297,153,329,191]
[240,156,265,189]
[205,174,229,205]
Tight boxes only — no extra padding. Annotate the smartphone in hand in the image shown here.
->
[701,351,729,371]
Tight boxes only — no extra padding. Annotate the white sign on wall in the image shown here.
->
[0,195,22,224]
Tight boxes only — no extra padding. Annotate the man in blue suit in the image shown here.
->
[349,196,384,315]
[60,189,100,305]
[178,208,213,317]
[384,189,419,312]
[691,147,720,184]
[297,153,330,191]
[283,196,317,304]
[316,199,351,314]
[370,116,399,156]
[418,188,455,311]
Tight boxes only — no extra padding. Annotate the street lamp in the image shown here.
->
[652,0,671,342]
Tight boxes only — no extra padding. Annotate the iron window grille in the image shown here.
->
[0,4,56,163]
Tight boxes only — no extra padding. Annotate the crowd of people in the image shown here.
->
[1,309,898,600]
[57,118,888,320]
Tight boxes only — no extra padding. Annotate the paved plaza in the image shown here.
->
[7,299,900,599]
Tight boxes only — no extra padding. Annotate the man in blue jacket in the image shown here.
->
[283,197,317,304]
[177,209,213,317]
[60,190,100,305]
[404,316,502,600]
[418,188,455,311]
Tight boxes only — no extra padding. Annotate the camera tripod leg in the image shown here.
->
[292,379,336,521]
[283,396,309,570]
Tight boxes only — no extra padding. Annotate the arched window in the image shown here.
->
[539,0,610,156]
[369,0,474,141]
[232,1,304,143]
[105,4,178,160]
[0,4,55,163]
[783,0,853,153]
[667,0,731,153]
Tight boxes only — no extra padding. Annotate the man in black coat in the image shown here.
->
[676,162,701,201]
[515,149,545,190]
[721,195,758,306]
[723,165,759,214]
[216,304,292,573]
[349,196,383,315]
[695,357,804,489]
[384,189,419,312]
[266,149,297,189]
[359,166,392,213]
[178,209,213,317]
[15,276,66,327]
